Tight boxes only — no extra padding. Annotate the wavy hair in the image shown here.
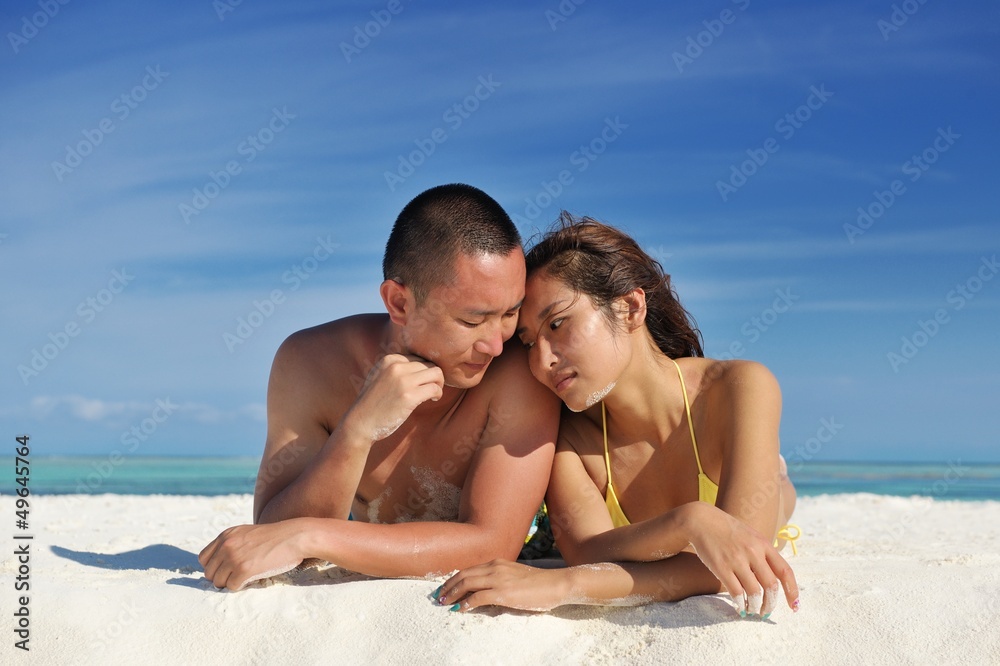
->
[525,212,703,358]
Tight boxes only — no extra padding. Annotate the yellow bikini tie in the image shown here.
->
[774,524,801,556]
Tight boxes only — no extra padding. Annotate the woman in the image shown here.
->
[435,213,800,619]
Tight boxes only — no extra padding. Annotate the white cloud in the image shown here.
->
[15,395,266,425]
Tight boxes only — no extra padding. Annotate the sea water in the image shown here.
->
[1,457,999,500]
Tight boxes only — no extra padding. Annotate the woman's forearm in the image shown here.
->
[571,502,707,565]
[561,554,722,605]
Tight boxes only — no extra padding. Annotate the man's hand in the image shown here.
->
[199,520,311,591]
[343,354,445,442]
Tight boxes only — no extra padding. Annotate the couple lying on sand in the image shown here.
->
[199,183,800,620]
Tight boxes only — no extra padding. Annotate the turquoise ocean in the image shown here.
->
[2,457,999,500]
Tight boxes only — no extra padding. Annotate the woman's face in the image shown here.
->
[516,271,629,411]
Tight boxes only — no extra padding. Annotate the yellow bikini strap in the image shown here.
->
[671,359,704,476]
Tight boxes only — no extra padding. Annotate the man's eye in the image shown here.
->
[550,318,564,330]
[520,339,535,349]
[460,320,481,328]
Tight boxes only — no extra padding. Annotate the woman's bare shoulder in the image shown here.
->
[682,357,780,404]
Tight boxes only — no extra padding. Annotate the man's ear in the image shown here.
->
[618,288,647,331]
[380,279,413,326]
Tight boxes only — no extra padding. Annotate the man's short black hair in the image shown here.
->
[382,183,522,302]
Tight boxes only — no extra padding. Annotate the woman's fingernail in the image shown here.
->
[432,586,442,600]
[792,598,800,612]
[449,603,461,612]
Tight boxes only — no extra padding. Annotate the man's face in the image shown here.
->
[403,249,525,388]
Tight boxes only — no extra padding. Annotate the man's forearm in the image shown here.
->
[256,425,371,524]
[300,517,521,578]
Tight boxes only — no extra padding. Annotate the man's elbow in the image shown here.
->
[253,500,272,525]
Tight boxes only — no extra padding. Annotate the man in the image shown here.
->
[200,184,560,590]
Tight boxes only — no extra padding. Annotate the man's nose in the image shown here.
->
[474,321,504,358]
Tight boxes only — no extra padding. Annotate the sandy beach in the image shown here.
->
[4,493,999,665]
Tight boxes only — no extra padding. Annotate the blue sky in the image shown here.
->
[1,0,997,462]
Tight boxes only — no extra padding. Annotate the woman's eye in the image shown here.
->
[550,318,564,331]
[521,339,535,349]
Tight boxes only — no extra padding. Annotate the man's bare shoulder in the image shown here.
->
[276,314,387,365]
[476,340,549,396]
[270,314,388,402]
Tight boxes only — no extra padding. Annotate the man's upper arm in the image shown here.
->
[252,331,336,522]
[714,361,784,537]
[457,352,560,560]
[545,424,617,564]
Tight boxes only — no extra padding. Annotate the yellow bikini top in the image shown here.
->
[603,358,719,528]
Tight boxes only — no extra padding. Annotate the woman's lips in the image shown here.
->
[554,374,575,392]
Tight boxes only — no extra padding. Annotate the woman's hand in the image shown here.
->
[435,560,572,612]
[199,519,310,591]
[680,502,799,618]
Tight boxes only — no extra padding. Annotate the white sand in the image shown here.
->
[4,493,1000,664]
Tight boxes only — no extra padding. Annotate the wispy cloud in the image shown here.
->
[7,396,266,425]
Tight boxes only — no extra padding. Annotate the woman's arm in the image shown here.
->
[711,360,788,541]
[522,371,799,614]
[524,428,798,612]
[437,503,798,616]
